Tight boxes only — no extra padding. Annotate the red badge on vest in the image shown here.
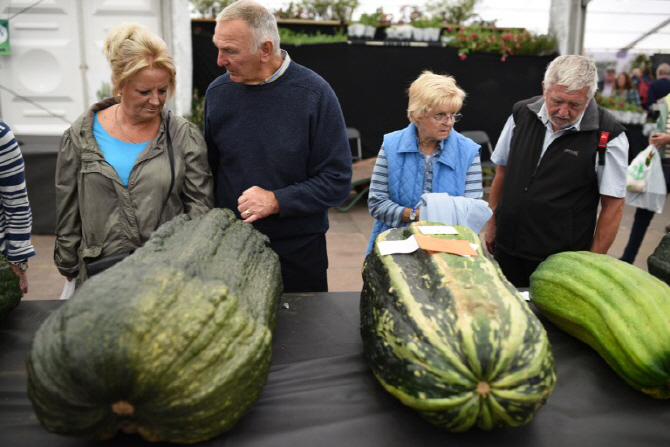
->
[599,131,609,148]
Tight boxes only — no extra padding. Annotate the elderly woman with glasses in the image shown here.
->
[366,70,484,254]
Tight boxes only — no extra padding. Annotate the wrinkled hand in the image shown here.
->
[10,265,28,295]
[649,132,670,147]
[237,186,280,224]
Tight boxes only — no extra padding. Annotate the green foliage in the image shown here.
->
[274,0,359,22]
[96,82,112,102]
[278,27,347,45]
[273,1,310,19]
[631,53,652,71]
[190,0,235,19]
[427,0,481,25]
[443,27,558,61]
[186,89,205,132]
[357,8,392,27]
[398,5,442,28]
[595,91,644,113]
[331,0,359,23]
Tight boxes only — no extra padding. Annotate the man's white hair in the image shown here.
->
[543,55,598,98]
[216,0,281,55]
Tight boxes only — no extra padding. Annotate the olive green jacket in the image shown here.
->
[54,98,213,278]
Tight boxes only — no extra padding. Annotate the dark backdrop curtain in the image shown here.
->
[191,21,555,160]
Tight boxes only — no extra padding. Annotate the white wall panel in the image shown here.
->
[0,0,85,135]
[80,0,163,114]
[0,0,191,136]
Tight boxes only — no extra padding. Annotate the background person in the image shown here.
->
[205,0,352,293]
[647,63,670,111]
[55,22,213,283]
[613,72,641,108]
[366,70,484,254]
[631,66,652,109]
[597,67,616,97]
[620,93,670,263]
[484,55,629,287]
[0,118,35,294]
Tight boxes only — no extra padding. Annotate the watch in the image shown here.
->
[409,208,418,222]
[10,260,28,272]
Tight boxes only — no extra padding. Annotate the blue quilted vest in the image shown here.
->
[366,123,480,254]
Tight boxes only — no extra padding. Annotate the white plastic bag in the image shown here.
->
[627,144,657,193]
[625,145,667,213]
[58,278,75,300]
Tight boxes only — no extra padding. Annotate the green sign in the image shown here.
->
[0,20,9,55]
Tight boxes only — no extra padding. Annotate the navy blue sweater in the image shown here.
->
[204,61,352,254]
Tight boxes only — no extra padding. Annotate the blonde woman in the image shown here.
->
[366,70,483,254]
[55,22,213,283]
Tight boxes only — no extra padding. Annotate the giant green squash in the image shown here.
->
[648,233,670,285]
[26,208,282,443]
[530,251,670,399]
[361,223,556,432]
[0,254,21,319]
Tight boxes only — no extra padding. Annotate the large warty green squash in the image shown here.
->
[361,223,556,432]
[26,208,282,444]
[0,254,21,319]
[530,251,670,399]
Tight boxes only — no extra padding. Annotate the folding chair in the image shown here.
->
[460,130,496,187]
[346,127,363,161]
[336,156,376,212]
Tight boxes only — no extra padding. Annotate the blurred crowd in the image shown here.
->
[598,62,670,115]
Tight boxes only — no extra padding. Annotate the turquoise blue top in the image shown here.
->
[93,113,148,186]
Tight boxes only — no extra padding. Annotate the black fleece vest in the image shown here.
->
[496,96,624,261]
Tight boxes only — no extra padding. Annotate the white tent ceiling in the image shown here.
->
[261,0,670,53]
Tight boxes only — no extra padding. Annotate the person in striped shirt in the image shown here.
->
[0,118,35,294]
[366,71,483,254]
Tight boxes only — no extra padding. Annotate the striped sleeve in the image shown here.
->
[0,119,36,262]
[367,145,404,227]
[464,152,484,199]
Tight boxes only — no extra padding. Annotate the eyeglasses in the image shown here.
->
[432,113,462,123]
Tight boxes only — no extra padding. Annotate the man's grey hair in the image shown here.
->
[216,0,281,55]
[543,55,598,98]
[656,63,670,78]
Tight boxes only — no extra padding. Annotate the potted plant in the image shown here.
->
[351,7,390,40]
[190,0,236,18]
[427,0,481,26]
[410,16,443,42]
[332,0,360,24]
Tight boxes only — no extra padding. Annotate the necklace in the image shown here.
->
[114,105,139,144]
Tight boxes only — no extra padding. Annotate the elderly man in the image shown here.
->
[204,0,352,293]
[647,63,670,110]
[484,55,629,287]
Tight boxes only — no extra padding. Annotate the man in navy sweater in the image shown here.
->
[204,0,352,293]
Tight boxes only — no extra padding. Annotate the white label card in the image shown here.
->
[378,235,420,256]
[418,225,459,235]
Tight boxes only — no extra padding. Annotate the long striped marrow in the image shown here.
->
[361,223,556,431]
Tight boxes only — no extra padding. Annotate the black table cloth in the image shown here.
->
[1,293,668,446]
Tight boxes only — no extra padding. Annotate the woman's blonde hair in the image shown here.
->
[102,22,176,98]
[407,71,466,123]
